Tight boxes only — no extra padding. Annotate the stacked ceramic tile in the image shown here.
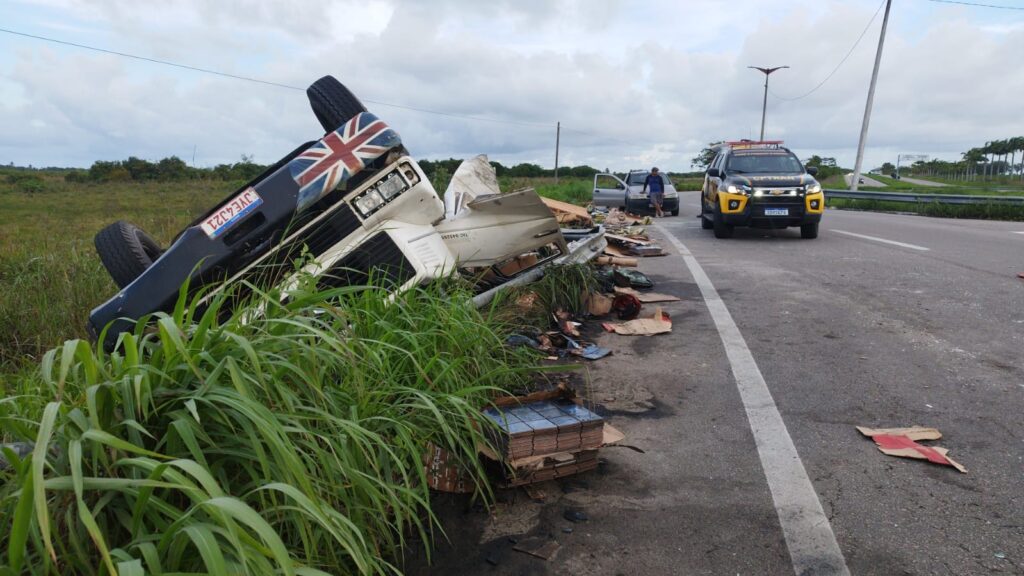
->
[483,400,604,461]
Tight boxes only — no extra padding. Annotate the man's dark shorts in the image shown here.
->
[650,192,664,205]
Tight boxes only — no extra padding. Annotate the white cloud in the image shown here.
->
[1,0,1023,172]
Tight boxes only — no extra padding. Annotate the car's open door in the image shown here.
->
[592,173,628,208]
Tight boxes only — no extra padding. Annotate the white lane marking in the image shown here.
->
[831,229,929,251]
[658,225,851,576]
[1012,231,1024,235]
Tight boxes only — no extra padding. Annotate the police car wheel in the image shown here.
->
[800,222,819,239]
[700,202,714,229]
[307,75,367,133]
[712,205,734,238]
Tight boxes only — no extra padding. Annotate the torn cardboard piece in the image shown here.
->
[614,286,680,303]
[857,426,967,473]
[855,426,942,441]
[584,292,613,316]
[541,197,593,227]
[602,307,672,336]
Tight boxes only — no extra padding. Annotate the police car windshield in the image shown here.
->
[726,154,803,174]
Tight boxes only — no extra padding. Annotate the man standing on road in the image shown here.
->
[642,167,665,218]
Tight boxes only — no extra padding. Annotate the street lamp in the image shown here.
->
[748,65,788,141]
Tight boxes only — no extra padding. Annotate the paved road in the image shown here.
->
[409,193,1024,575]
[898,176,950,187]
[845,173,887,187]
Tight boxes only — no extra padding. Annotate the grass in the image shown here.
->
[0,275,540,574]
[0,174,240,375]
[827,198,1024,220]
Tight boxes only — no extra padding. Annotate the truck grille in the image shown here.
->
[317,233,416,290]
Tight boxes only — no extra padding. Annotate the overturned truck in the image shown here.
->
[88,76,604,348]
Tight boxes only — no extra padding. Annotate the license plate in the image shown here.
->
[764,208,789,216]
[201,187,263,238]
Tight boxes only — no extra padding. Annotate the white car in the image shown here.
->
[591,170,680,216]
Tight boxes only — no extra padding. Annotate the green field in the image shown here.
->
[0,173,239,375]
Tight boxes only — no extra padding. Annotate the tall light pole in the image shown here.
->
[748,66,788,141]
[850,0,893,191]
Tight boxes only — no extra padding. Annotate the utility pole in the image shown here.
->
[748,66,788,141]
[554,121,561,184]
[850,0,892,192]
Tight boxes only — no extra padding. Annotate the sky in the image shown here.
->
[2,0,1023,172]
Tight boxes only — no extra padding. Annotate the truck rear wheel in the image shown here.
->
[94,221,163,289]
[307,75,367,133]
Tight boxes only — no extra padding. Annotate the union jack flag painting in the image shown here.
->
[290,112,401,211]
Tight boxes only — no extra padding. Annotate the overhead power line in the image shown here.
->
[769,0,886,101]
[0,26,553,129]
[925,0,1024,9]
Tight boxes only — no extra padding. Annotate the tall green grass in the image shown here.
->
[0,277,536,575]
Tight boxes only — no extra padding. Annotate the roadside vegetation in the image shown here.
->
[0,159,607,574]
[827,198,1024,221]
[0,275,543,574]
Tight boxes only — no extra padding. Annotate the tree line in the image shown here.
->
[48,156,604,185]
[876,137,1024,182]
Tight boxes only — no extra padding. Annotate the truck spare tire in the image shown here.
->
[94,221,163,289]
[307,75,367,133]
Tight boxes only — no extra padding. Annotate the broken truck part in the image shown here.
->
[87,76,604,347]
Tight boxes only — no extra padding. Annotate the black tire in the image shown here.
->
[800,221,819,239]
[712,204,734,238]
[94,221,163,289]
[307,75,367,133]
[671,207,680,217]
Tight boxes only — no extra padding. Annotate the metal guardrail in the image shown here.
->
[825,189,1024,205]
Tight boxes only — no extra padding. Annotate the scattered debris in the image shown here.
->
[424,443,477,493]
[481,392,625,487]
[523,484,547,502]
[562,527,574,534]
[995,552,1007,560]
[542,197,593,227]
[562,508,589,523]
[585,292,614,316]
[613,268,654,290]
[574,345,612,361]
[630,245,665,257]
[856,426,967,473]
[614,286,680,303]
[602,307,672,336]
[606,233,651,248]
[1018,272,1024,280]
[513,537,561,560]
[611,293,642,320]
[595,255,639,267]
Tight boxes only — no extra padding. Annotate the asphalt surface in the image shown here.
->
[845,173,887,188]
[407,193,1024,576]
[898,176,950,187]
